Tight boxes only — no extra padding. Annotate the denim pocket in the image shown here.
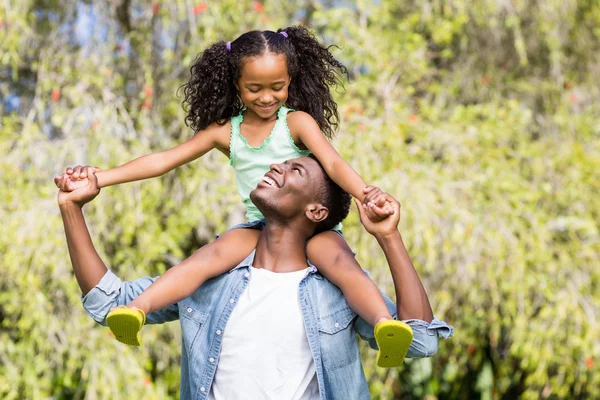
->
[318,307,359,370]
[179,301,209,354]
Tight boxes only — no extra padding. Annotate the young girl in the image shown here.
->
[56,26,413,367]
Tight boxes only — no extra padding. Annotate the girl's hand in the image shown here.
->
[355,194,401,238]
[64,165,100,180]
[56,166,101,207]
[54,166,100,192]
[362,185,394,222]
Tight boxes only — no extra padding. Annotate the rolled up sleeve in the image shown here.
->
[403,317,454,358]
[354,291,454,358]
[81,270,179,325]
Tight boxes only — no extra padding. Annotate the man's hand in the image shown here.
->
[56,166,101,207]
[356,192,401,239]
[54,166,101,192]
[362,185,395,222]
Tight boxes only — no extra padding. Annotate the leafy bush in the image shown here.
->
[1,1,598,398]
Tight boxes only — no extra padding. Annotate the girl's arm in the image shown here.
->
[289,111,367,201]
[66,123,227,189]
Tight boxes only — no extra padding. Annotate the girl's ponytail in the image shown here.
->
[181,41,238,132]
[280,26,349,140]
[181,27,347,137]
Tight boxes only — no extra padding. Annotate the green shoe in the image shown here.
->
[106,307,146,346]
[374,320,413,368]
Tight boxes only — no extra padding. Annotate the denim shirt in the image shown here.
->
[82,251,453,400]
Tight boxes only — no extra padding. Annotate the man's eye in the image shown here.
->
[293,167,302,175]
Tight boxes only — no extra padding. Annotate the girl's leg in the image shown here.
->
[108,227,261,345]
[306,230,413,367]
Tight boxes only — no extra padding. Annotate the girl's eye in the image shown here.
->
[273,87,284,92]
[249,89,259,94]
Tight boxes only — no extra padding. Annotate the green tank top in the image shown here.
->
[229,106,311,221]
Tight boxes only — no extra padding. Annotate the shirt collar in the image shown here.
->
[231,250,256,271]
[231,249,318,274]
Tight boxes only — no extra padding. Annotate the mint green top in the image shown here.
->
[230,106,311,221]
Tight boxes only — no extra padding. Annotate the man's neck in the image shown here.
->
[253,222,311,273]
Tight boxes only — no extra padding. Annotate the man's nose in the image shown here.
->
[270,163,285,174]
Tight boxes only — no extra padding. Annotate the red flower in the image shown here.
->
[141,99,152,110]
[585,357,593,370]
[51,88,61,102]
[467,344,476,355]
[569,93,578,103]
[152,3,160,15]
[408,114,419,122]
[91,121,100,129]
[193,3,207,14]
[253,1,264,12]
[144,86,153,97]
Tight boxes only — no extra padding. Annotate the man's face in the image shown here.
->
[250,157,325,221]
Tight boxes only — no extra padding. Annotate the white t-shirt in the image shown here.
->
[208,267,320,400]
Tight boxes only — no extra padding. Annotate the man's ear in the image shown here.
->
[305,203,329,224]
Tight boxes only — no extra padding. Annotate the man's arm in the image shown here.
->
[353,196,453,357]
[375,231,433,321]
[56,169,178,324]
[356,196,433,321]
[57,170,107,295]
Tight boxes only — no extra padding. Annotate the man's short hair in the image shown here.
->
[308,154,352,234]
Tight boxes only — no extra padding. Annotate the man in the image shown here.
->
[57,156,453,399]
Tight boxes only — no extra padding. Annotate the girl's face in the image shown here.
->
[236,53,291,120]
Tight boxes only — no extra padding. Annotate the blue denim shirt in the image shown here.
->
[82,251,453,400]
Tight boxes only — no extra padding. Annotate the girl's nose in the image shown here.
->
[260,93,274,103]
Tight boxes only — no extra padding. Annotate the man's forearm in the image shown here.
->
[376,232,434,322]
[60,203,108,295]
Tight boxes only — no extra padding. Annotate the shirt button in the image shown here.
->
[209,357,215,363]
[200,387,205,392]
[230,298,235,304]
[244,272,250,278]
[187,307,193,313]
[216,330,222,335]
[334,322,340,328]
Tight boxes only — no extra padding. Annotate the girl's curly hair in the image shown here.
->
[181,26,348,139]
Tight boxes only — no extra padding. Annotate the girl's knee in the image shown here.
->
[306,231,355,266]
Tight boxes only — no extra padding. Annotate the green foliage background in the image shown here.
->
[1,0,599,398]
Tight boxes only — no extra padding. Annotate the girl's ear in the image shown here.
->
[305,203,328,224]
[234,80,240,91]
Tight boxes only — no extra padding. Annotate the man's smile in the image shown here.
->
[260,172,281,188]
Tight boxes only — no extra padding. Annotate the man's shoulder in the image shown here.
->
[305,271,349,309]
[187,266,248,304]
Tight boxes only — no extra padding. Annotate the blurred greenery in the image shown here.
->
[1,0,599,399]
